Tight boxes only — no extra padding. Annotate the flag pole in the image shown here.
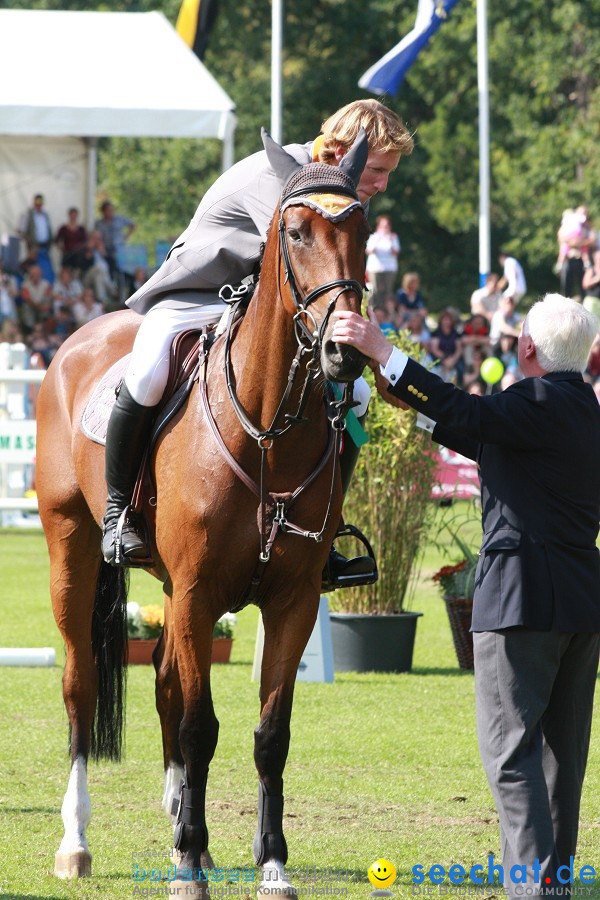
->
[271,0,283,143]
[477,0,490,285]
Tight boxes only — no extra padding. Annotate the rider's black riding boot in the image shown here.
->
[101,383,156,566]
[322,414,378,592]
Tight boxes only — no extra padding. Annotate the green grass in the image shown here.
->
[0,523,599,900]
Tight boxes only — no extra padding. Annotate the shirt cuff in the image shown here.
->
[416,412,437,433]
[379,346,408,386]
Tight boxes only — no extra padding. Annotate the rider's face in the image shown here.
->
[334,146,401,204]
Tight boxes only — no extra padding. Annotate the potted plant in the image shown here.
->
[126,603,237,665]
[328,329,439,673]
[431,522,480,670]
[211,612,237,663]
[127,602,164,665]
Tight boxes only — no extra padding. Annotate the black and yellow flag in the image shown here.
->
[176,0,219,61]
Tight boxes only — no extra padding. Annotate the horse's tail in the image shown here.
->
[90,560,129,762]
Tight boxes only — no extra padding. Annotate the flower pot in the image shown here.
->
[127,637,234,665]
[443,594,474,670]
[211,637,233,663]
[329,611,422,673]
[127,638,157,665]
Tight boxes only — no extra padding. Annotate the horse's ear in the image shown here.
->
[261,127,302,185]
[338,127,369,187]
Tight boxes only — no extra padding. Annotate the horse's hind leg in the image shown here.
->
[44,504,101,878]
[254,594,320,896]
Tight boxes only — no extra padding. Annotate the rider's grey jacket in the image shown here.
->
[126,141,315,315]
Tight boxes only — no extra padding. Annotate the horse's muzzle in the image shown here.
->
[321,340,369,383]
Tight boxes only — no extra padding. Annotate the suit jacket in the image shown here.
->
[388,359,600,632]
[126,141,314,314]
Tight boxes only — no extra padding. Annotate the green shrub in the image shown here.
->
[331,329,439,615]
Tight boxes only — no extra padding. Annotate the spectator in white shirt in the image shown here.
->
[498,249,526,303]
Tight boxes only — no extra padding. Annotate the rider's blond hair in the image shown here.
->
[318,100,414,162]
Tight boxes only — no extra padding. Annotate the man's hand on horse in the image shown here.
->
[331,308,393,366]
[332,309,412,411]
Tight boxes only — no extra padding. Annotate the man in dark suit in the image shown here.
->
[331,294,600,897]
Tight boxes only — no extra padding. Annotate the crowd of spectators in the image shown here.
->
[367,250,600,400]
[0,194,142,370]
[2,196,600,404]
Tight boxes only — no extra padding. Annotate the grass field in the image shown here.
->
[0,523,599,900]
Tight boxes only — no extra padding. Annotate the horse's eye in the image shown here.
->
[287,228,302,243]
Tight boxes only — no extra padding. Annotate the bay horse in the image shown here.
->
[36,132,370,895]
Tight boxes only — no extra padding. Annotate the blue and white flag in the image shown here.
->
[359,0,461,95]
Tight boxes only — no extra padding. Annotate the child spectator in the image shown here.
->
[403,311,431,356]
[395,272,427,324]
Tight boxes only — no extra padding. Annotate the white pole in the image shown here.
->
[86,138,97,232]
[477,0,490,286]
[271,0,283,143]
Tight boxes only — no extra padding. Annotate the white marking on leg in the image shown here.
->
[57,756,91,857]
[163,761,185,819]
[260,859,296,894]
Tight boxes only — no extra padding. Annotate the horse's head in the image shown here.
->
[263,129,371,383]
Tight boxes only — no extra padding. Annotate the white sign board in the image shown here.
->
[0,419,36,463]
[252,595,334,684]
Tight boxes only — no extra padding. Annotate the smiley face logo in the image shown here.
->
[368,858,397,889]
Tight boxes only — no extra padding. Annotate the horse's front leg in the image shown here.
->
[254,590,320,896]
[167,585,219,897]
[154,593,185,818]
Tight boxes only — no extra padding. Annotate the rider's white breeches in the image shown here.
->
[125,304,227,406]
[125,304,371,416]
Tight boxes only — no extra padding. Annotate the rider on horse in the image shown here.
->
[101,99,414,586]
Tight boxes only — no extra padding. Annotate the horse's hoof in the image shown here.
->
[169,878,210,898]
[54,849,92,878]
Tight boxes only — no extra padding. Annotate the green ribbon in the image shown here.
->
[331,383,369,447]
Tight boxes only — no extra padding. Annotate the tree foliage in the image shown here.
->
[7,0,600,308]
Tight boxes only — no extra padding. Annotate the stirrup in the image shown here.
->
[321,523,378,593]
[103,507,154,569]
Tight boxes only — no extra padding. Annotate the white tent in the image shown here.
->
[0,8,236,239]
